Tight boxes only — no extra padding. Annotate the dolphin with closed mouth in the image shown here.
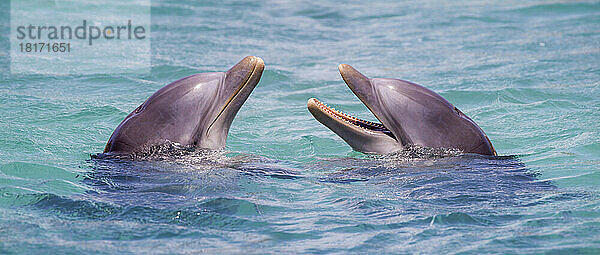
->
[104,56,265,154]
[307,64,496,156]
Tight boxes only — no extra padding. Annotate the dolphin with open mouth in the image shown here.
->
[104,56,265,154]
[308,64,496,156]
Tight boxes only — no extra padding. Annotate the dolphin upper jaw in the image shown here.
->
[338,64,414,147]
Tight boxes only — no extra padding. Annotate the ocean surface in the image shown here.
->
[1,0,599,254]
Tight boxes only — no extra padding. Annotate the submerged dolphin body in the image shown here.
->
[308,64,496,156]
[104,56,265,153]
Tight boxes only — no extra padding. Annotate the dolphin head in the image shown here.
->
[104,56,264,153]
[308,64,496,156]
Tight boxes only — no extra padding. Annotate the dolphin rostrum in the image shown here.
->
[307,64,496,156]
[104,56,265,153]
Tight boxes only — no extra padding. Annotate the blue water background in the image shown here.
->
[1,0,599,253]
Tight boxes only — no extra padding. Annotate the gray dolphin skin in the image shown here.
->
[308,64,496,156]
[104,56,265,153]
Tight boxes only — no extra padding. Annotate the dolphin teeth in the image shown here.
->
[312,98,390,134]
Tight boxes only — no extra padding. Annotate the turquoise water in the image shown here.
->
[1,0,600,253]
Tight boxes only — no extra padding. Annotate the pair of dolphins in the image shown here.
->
[104,56,496,156]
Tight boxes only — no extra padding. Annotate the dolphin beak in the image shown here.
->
[338,64,414,147]
[206,56,264,135]
[338,64,381,122]
[220,55,264,112]
[307,64,401,154]
[338,64,371,95]
[226,56,265,91]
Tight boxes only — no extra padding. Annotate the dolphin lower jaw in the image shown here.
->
[307,98,401,154]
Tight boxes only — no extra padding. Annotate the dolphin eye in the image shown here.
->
[453,106,462,115]
[134,100,148,114]
[134,104,143,114]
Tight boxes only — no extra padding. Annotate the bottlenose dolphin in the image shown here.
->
[307,64,496,156]
[104,56,265,153]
